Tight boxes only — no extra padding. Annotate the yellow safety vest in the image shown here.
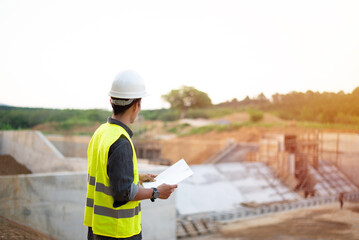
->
[84,122,141,238]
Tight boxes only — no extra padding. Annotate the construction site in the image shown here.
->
[1,115,359,240]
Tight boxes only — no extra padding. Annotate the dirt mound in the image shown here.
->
[160,138,226,165]
[0,155,31,175]
[0,216,53,240]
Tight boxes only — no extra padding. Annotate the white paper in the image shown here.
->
[143,159,193,188]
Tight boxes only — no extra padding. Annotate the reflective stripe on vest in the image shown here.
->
[86,198,141,219]
[84,123,141,238]
[87,174,112,196]
[86,174,141,218]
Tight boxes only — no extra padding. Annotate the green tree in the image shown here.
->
[162,86,212,118]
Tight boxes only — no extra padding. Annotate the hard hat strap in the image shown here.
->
[110,98,134,106]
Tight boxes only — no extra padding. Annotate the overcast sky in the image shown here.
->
[1,0,358,110]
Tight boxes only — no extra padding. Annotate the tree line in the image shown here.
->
[267,87,359,125]
[161,85,359,125]
[1,86,358,130]
[0,106,110,130]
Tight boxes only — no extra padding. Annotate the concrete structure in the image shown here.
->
[0,173,88,240]
[176,162,300,216]
[2,130,358,239]
[251,132,359,187]
[308,160,359,196]
[47,135,171,165]
[134,140,162,160]
[46,134,90,158]
[204,142,258,164]
[0,130,177,240]
[175,135,359,238]
[0,130,87,172]
[0,172,176,240]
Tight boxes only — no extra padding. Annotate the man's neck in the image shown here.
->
[112,114,131,127]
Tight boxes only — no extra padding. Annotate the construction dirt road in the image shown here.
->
[184,201,359,240]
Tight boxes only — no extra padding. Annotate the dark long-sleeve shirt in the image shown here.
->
[106,117,139,208]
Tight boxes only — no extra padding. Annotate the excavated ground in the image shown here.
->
[31,112,358,165]
[182,201,359,240]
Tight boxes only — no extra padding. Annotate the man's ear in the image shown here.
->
[135,100,141,110]
[132,101,138,112]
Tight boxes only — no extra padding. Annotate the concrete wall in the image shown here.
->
[0,130,87,173]
[46,135,90,158]
[0,172,176,240]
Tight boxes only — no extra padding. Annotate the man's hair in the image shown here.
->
[111,98,141,115]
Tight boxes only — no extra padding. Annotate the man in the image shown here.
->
[84,70,177,240]
[339,192,344,209]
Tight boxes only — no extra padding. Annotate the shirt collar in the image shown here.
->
[107,117,133,138]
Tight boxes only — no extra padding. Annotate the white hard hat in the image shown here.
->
[109,70,148,99]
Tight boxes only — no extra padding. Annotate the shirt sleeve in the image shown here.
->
[107,136,139,208]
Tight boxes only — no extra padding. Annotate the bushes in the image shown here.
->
[140,109,181,121]
[168,123,190,135]
[140,109,166,120]
[186,109,210,119]
[158,110,181,121]
[185,123,242,135]
[247,109,264,122]
[187,125,217,135]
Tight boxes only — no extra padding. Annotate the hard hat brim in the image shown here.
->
[108,90,149,99]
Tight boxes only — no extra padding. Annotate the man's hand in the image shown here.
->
[139,173,157,185]
[157,183,178,199]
